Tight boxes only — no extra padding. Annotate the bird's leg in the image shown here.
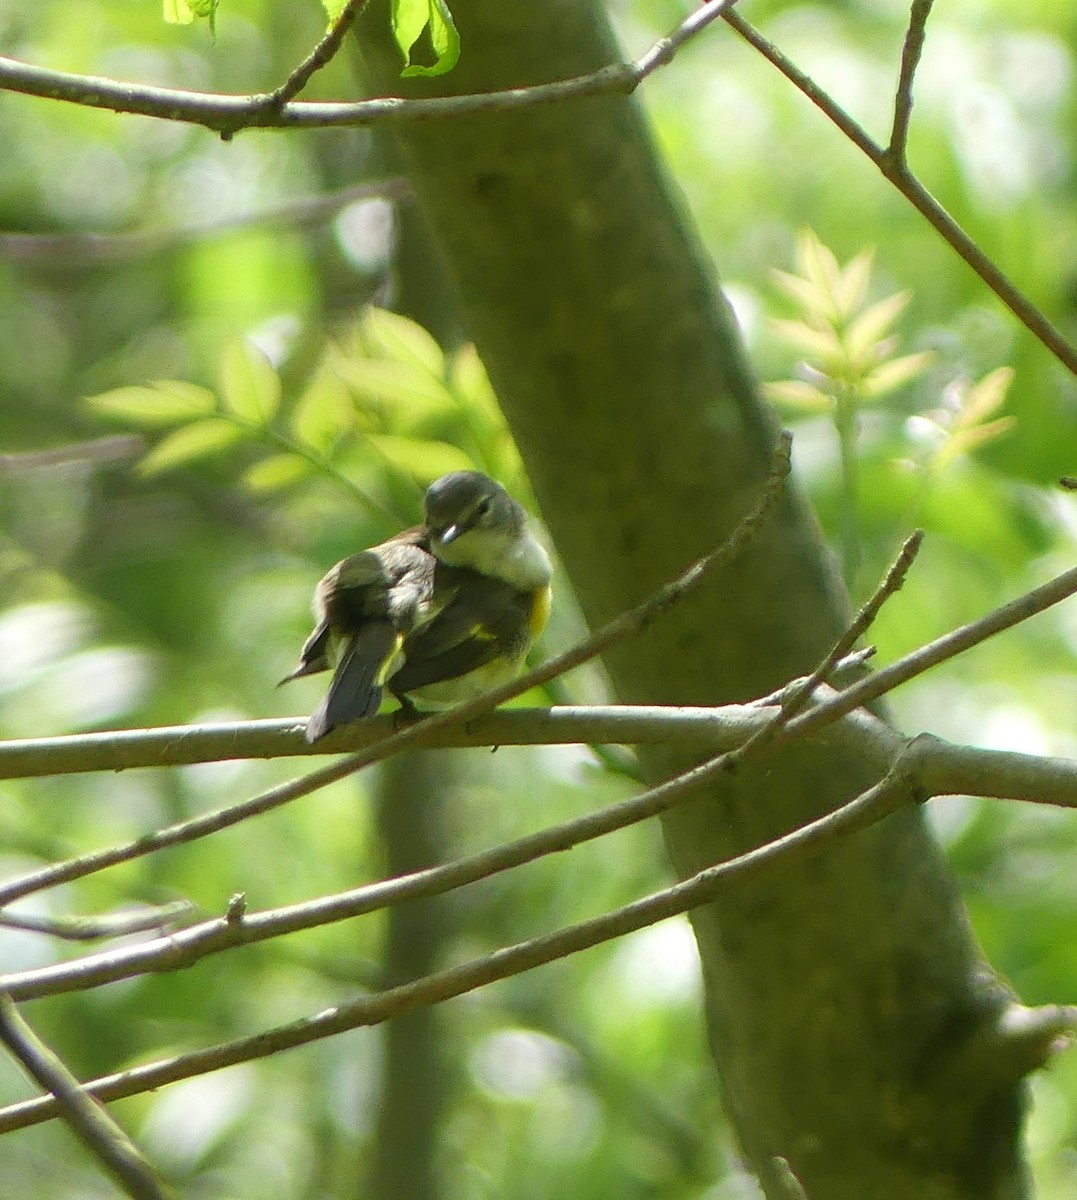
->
[390,691,423,730]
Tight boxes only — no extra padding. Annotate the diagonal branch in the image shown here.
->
[0,994,171,1197]
[722,9,1077,377]
[262,0,372,111]
[0,730,1027,1135]
[779,563,1077,749]
[0,434,791,908]
[7,728,1074,1007]
[2,731,1075,1132]
[7,547,1077,1004]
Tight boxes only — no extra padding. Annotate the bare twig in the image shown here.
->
[0,994,172,1197]
[2,733,1074,1131]
[0,710,897,1003]
[0,743,945,1133]
[722,10,1077,377]
[0,901,192,942]
[0,436,141,470]
[746,531,923,748]
[0,0,740,136]
[781,564,1077,747]
[3,583,1077,1126]
[261,0,371,111]
[0,433,791,908]
[0,179,408,267]
[8,550,1077,1006]
[888,0,935,165]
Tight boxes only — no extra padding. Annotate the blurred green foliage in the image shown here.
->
[0,0,1075,1196]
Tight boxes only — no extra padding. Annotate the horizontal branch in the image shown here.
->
[4,729,1074,1132]
[0,753,922,1132]
[0,179,408,267]
[0,704,814,780]
[0,0,739,136]
[0,705,900,1003]
[3,720,1074,1008]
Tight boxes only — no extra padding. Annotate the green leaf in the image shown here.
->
[449,344,502,422]
[861,352,933,399]
[137,420,243,476]
[87,382,217,426]
[322,0,349,21]
[219,339,281,425]
[361,308,445,378]
[368,434,473,479]
[163,0,195,23]
[770,318,842,362]
[763,380,833,413]
[334,355,455,419]
[393,0,461,78]
[291,368,352,453]
[771,269,822,314]
[796,229,842,309]
[835,249,874,319]
[242,454,312,493]
[844,291,910,361]
[958,367,1014,427]
[164,0,218,33]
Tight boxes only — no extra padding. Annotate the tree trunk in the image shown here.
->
[351,2,1029,1195]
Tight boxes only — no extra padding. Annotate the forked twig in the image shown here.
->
[721,9,1077,376]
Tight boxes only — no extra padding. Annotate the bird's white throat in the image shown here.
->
[437,527,552,591]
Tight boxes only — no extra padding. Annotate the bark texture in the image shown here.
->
[351,2,1029,1195]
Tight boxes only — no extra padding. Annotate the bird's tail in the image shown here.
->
[305,623,401,743]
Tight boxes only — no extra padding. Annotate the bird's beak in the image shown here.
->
[438,523,463,545]
[278,663,316,687]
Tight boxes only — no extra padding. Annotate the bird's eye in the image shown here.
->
[476,497,492,517]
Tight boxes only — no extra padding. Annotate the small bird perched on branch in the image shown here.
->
[281,471,552,743]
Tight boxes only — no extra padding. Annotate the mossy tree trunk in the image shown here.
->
[351,1,1029,1195]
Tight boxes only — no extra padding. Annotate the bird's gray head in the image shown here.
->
[423,471,523,549]
[424,471,551,588]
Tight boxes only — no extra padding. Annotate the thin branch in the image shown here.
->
[0,994,172,1197]
[0,0,740,136]
[0,436,141,470]
[3,733,1075,1131]
[262,0,371,111]
[780,563,1077,748]
[0,433,791,908]
[746,530,922,747]
[0,179,408,267]
[722,10,1077,377]
[8,585,1074,1008]
[0,748,930,1133]
[3,532,1073,937]
[0,703,821,780]
[0,901,192,943]
[888,0,935,165]
[0,707,898,1003]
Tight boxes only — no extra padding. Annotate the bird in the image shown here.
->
[281,471,552,743]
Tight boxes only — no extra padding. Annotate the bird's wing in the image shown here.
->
[320,539,434,633]
[389,573,534,695]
